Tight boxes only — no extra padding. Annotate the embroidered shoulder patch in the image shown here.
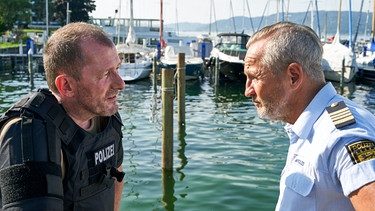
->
[326,101,356,129]
[346,140,375,164]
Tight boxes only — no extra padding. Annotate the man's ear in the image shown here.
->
[55,74,75,97]
[287,62,303,89]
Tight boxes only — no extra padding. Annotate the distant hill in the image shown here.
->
[165,11,373,41]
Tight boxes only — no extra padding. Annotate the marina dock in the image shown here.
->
[0,53,43,71]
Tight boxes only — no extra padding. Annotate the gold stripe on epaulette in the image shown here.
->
[326,101,356,129]
[329,107,355,127]
[332,114,355,126]
[329,107,351,118]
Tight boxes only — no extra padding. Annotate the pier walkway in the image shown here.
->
[0,53,43,72]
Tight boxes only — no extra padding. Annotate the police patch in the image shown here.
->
[346,140,375,164]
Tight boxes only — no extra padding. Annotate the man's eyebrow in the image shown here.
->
[244,57,257,64]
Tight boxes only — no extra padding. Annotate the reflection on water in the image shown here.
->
[1,69,375,211]
[162,169,176,211]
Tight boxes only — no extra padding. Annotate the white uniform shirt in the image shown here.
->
[276,82,375,211]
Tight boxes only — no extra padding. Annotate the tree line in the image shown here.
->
[0,0,96,33]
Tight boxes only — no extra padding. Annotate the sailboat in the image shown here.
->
[322,0,357,83]
[159,44,205,80]
[158,0,204,80]
[116,0,153,82]
[356,0,375,80]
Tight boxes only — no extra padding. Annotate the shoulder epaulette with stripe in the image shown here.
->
[326,101,356,129]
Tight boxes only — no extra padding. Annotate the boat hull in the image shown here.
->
[119,62,152,81]
[356,52,375,81]
[217,62,246,81]
[116,44,153,82]
[322,39,357,83]
[209,33,250,82]
[357,65,375,81]
[160,62,203,80]
[323,66,357,83]
[160,46,204,80]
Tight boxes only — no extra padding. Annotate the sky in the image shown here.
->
[90,0,373,24]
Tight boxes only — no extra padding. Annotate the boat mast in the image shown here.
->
[348,0,353,49]
[372,0,375,41]
[364,0,370,40]
[281,0,285,21]
[276,0,280,22]
[314,0,321,39]
[242,0,245,31]
[285,0,290,21]
[245,0,255,33]
[371,0,375,51]
[229,0,236,33]
[310,0,314,31]
[334,0,342,43]
[209,0,212,35]
[209,0,218,35]
[160,0,165,47]
[175,0,179,35]
[116,0,121,44]
[45,0,49,47]
[125,0,135,44]
[353,0,364,45]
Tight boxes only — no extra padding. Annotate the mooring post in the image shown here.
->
[19,40,23,55]
[161,168,175,209]
[28,48,34,88]
[340,57,345,88]
[214,57,219,86]
[162,68,174,170]
[177,53,186,130]
[153,58,157,93]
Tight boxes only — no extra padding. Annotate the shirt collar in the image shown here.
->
[285,82,337,141]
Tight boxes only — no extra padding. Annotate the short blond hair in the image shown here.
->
[43,22,114,93]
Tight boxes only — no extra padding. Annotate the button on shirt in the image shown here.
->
[275,82,375,211]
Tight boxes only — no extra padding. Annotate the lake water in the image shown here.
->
[1,67,375,211]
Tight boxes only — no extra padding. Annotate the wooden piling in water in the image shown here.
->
[340,58,345,87]
[215,57,220,86]
[162,68,174,170]
[340,58,345,94]
[177,53,186,130]
[28,50,34,88]
[153,58,157,93]
[161,168,174,209]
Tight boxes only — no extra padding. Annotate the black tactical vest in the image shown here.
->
[0,89,124,211]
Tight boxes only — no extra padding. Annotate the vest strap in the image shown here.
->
[21,110,34,162]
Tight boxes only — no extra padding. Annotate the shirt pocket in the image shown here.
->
[285,172,314,197]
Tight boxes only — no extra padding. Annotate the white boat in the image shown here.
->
[157,0,203,81]
[356,0,375,81]
[115,0,153,82]
[321,0,357,83]
[159,45,204,80]
[322,37,358,83]
[208,33,250,81]
[357,42,375,66]
[116,44,153,81]
[356,43,375,81]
